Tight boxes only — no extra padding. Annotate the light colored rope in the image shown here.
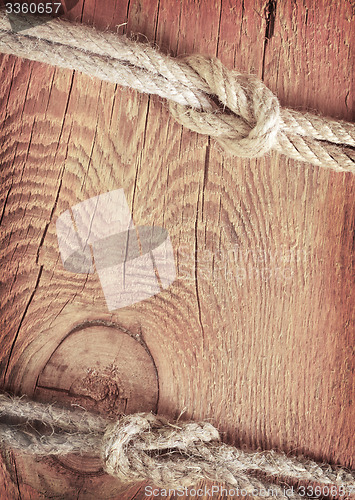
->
[0,12,354,173]
[0,395,354,499]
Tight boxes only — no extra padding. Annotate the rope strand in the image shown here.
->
[0,12,354,173]
[0,394,354,498]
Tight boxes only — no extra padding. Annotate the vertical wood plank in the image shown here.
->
[0,0,354,498]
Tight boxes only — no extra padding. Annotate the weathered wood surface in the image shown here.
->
[0,0,354,498]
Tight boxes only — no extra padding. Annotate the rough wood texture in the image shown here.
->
[0,0,354,498]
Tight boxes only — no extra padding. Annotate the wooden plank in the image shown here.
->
[0,0,354,498]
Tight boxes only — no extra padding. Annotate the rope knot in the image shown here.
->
[102,412,220,488]
[170,55,281,158]
[1,394,355,496]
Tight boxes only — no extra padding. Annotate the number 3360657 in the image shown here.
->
[5,3,62,14]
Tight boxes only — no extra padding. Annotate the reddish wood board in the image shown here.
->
[0,0,354,498]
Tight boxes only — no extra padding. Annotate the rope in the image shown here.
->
[0,394,354,498]
[0,12,354,173]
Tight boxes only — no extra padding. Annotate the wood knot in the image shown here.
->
[5,321,158,484]
[70,366,129,417]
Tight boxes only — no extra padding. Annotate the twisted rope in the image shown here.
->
[0,394,354,499]
[0,12,354,173]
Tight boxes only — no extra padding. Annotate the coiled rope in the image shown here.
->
[0,12,354,173]
[0,394,354,499]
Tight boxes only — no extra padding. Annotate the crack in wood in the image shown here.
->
[215,0,223,58]
[3,265,44,386]
[194,188,205,347]
[261,0,277,80]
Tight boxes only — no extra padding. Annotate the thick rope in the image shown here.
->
[0,12,354,173]
[0,394,354,499]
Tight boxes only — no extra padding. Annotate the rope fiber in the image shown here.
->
[0,394,354,499]
[0,11,354,173]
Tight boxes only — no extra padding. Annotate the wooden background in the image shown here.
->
[0,0,354,498]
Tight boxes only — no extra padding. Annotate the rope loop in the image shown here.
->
[170,56,281,157]
[102,412,220,487]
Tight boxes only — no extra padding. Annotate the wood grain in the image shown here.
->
[0,0,354,498]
